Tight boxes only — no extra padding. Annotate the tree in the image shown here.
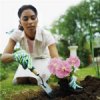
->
[50,0,100,66]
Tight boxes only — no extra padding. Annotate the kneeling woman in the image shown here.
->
[1,5,59,85]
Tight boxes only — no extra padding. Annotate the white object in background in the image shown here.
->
[68,46,78,57]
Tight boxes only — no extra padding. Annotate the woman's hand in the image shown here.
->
[1,38,16,63]
[13,50,34,70]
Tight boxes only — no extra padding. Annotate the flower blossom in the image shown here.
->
[48,58,72,78]
[56,61,72,78]
[48,56,80,79]
[48,58,62,75]
[66,56,80,68]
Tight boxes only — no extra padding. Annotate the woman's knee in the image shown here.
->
[14,77,29,84]
[28,77,37,85]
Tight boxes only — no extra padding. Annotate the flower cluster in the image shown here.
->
[48,56,80,78]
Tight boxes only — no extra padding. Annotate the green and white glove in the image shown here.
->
[69,75,83,90]
[13,50,34,71]
[13,50,47,87]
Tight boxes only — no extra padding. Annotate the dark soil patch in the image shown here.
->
[10,76,100,100]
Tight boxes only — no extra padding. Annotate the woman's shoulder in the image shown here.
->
[37,27,52,37]
[37,27,55,45]
[10,29,23,42]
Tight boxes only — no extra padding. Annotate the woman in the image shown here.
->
[1,5,59,85]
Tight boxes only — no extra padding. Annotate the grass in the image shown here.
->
[0,71,40,100]
[76,66,97,80]
[0,66,98,100]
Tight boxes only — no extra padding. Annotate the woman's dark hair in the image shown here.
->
[18,5,38,18]
[18,5,38,31]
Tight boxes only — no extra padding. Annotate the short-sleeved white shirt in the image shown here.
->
[10,27,55,59]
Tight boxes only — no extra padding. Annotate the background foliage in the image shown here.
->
[0,54,18,81]
[49,0,100,66]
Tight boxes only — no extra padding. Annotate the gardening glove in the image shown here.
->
[13,50,39,75]
[74,68,79,73]
[69,75,83,90]
[13,50,48,89]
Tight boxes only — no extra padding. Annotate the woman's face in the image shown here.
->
[20,9,38,39]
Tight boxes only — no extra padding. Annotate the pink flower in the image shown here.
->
[55,61,72,78]
[48,56,80,79]
[48,58,62,75]
[66,56,80,68]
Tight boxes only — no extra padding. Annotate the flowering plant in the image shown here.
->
[48,56,80,78]
[48,56,82,90]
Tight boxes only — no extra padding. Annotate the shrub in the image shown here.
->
[0,60,18,71]
[78,48,91,67]
[0,67,8,81]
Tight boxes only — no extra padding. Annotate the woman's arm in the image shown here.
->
[48,43,59,58]
[0,38,16,63]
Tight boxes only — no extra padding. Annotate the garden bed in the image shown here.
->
[7,75,100,100]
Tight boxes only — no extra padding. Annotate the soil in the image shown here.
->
[9,76,100,100]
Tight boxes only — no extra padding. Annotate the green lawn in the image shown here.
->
[0,66,98,100]
[0,71,40,100]
[76,66,97,79]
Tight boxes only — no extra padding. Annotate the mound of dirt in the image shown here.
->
[10,76,100,100]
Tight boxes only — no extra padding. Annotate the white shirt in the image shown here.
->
[10,27,55,59]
